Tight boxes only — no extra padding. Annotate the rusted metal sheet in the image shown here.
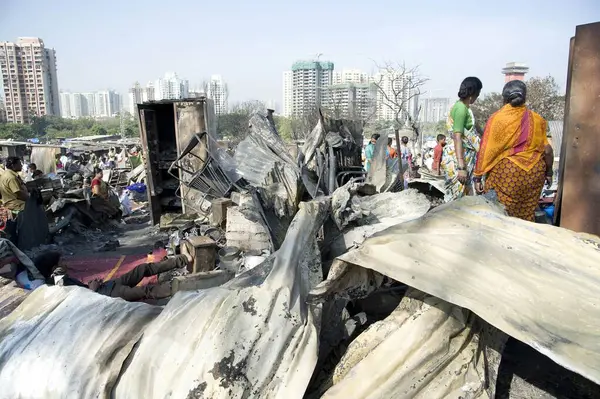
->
[559,22,600,235]
[554,36,575,225]
[174,102,210,215]
[138,109,162,225]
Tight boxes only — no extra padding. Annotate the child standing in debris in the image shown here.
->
[432,134,447,175]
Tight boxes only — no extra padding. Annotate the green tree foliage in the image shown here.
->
[0,123,35,140]
[216,100,267,142]
[525,76,565,121]
[434,119,447,134]
[471,92,503,127]
[0,114,140,141]
[274,116,293,142]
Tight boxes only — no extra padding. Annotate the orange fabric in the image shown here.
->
[485,157,546,221]
[388,146,397,159]
[475,104,548,176]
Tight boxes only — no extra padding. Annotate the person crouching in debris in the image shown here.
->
[35,251,192,301]
[91,167,109,200]
[0,238,46,290]
[24,163,43,182]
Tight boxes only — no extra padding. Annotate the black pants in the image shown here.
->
[105,255,187,301]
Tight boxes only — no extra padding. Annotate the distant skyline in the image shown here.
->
[1,0,599,104]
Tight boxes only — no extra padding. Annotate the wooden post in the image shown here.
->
[395,128,404,189]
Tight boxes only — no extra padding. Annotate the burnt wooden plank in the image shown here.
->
[559,22,600,235]
[138,108,162,225]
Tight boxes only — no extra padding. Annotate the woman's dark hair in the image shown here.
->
[502,80,527,107]
[371,133,381,140]
[93,167,103,176]
[401,136,409,144]
[458,77,483,100]
[29,163,37,170]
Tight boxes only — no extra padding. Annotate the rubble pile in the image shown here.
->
[22,143,152,255]
[0,111,599,398]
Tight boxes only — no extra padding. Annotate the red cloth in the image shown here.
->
[91,178,101,189]
[432,144,443,172]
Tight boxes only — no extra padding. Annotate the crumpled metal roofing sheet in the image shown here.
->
[338,196,600,385]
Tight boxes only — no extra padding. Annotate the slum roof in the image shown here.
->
[0,140,29,147]
[65,134,122,142]
[0,140,66,150]
[140,97,209,105]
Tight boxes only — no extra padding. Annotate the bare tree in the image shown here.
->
[372,62,428,136]
[230,100,266,115]
[217,100,267,143]
[290,108,321,141]
[372,62,428,178]
[201,81,209,95]
[353,86,378,123]
[321,89,346,119]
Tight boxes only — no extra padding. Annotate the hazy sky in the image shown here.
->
[2,0,599,108]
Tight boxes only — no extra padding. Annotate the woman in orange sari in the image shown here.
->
[473,80,554,221]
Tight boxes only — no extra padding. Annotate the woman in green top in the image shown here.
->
[441,77,483,201]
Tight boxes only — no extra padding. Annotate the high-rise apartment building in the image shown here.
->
[418,97,452,123]
[324,83,377,120]
[128,82,155,114]
[286,60,334,117]
[207,75,228,115]
[95,90,121,117]
[0,37,60,123]
[282,71,293,117]
[154,72,189,101]
[59,90,122,118]
[373,69,418,122]
[333,69,370,85]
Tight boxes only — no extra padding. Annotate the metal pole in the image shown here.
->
[395,127,404,190]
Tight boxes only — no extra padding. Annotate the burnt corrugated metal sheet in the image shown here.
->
[0,281,28,320]
[548,120,564,155]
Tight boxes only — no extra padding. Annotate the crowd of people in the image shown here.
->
[0,144,145,247]
[364,78,554,222]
